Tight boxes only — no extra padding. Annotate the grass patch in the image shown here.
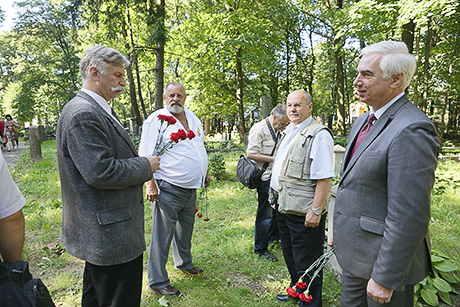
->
[9,139,459,306]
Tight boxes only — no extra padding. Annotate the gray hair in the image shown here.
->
[271,104,287,117]
[164,82,186,95]
[80,45,129,83]
[361,41,416,90]
[303,91,312,104]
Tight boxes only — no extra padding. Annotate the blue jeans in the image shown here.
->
[254,180,279,252]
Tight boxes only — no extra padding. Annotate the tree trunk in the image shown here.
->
[413,29,421,107]
[154,0,166,111]
[334,38,346,135]
[236,47,246,142]
[402,19,415,54]
[421,16,431,113]
[285,29,290,94]
[120,9,142,127]
[133,50,148,119]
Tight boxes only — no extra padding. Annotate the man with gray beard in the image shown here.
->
[139,82,208,296]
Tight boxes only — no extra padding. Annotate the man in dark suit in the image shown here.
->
[333,41,439,306]
[56,45,160,307]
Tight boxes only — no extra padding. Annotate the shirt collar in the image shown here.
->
[81,88,122,126]
[371,92,404,119]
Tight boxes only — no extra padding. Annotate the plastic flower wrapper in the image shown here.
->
[286,245,336,302]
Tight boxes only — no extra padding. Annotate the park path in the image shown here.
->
[2,141,27,169]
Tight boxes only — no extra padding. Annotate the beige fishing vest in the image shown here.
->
[278,121,332,216]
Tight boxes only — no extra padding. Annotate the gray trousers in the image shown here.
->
[147,180,197,289]
[340,270,414,307]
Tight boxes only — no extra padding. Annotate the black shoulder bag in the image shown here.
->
[0,260,55,307]
[237,118,279,189]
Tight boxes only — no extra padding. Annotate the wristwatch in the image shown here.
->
[310,207,321,216]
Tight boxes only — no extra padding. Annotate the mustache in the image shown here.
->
[289,112,299,116]
[171,101,183,107]
[111,85,125,92]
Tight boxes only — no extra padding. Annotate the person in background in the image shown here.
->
[0,120,5,150]
[271,90,334,306]
[56,45,160,307]
[246,104,289,262]
[333,41,439,306]
[139,82,208,297]
[4,115,19,152]
[0,150,26,263]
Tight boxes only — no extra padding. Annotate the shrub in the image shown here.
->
[208,152,226,180]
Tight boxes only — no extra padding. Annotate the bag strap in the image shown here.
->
[261,118,279,170]
[265,117,278,143]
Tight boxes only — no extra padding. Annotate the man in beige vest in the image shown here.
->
[270,90,334,306]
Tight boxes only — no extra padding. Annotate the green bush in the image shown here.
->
[208,152,226,180]
[415,252,460,306]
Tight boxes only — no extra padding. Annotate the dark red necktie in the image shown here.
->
[349,113,376,159]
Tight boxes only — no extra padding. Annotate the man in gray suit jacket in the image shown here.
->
[56,45,160,307]
[333,41,439,306]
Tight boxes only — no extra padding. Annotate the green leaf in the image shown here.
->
[440,271,457,284]
[431,255,445,263]
[421,289,439,306]
[438,290,452,306]
[158,296,169,307]
[433,278,451,292]
[434,261,457,272]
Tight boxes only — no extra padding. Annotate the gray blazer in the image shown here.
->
[56,91,153,266]
[334,94,439,290]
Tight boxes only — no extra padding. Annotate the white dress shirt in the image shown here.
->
[138,107,208,189]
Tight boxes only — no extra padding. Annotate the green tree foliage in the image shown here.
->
[0,0,458,143]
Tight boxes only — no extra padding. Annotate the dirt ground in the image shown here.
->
[2,141,27,169]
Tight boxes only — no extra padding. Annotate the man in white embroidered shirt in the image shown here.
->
[139,82,208,297]
[270,90,334,306]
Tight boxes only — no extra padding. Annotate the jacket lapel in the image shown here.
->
[76,91,139,156]
[341,95,410,181]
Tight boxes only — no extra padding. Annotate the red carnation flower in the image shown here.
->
[299,293,313,303]
[187,130,195,140]
[197,213,203,218]
[204,218,210,221]
[295,282,308,289]
[287,287,299,298]
[158,114,176,125]
[170,132,181,143]
[177,129,187,140]
[195,206,199,213]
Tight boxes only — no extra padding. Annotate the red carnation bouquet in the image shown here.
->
[153,114,195,156]
[286,246,336,303]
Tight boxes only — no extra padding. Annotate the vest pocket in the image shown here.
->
[284,159,304,179]
[278,186,314,216]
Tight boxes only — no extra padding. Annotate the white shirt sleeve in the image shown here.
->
[0,151,25,219]
[309,129,335,180]
[138,115,159,157]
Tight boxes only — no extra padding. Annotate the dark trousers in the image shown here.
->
[277,210,326,307]
[254,180,279,252]
[340,270,415,307]
[82,254,143,307]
